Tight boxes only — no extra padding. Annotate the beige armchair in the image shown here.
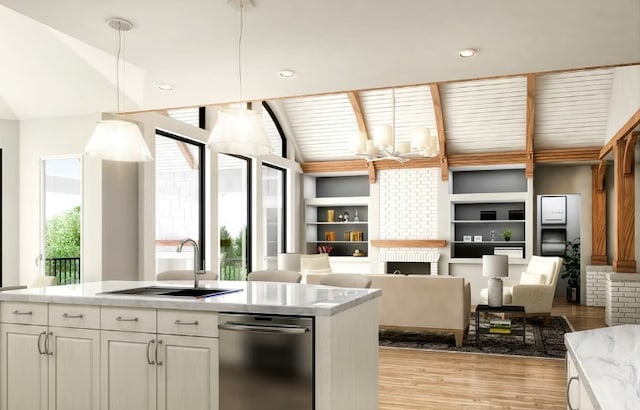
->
[247,269,302,283]
[480,256,563,324]
[311,273,372,289]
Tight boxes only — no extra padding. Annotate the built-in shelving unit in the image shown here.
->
[450,169,529,259]
[305,176,370,257]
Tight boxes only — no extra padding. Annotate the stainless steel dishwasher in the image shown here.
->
[218,313,314,409]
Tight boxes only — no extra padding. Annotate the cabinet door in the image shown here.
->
[0,324,48,410]
[157,335,218,410]
[101,331,156,410]
[48,327,100,410]
[566,355,580,410]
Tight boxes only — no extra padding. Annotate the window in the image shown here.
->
[41,157,82,284]
[262,102,286,157]
[261,164,286,269]
[218,154,251,279]
[155,130,205,275]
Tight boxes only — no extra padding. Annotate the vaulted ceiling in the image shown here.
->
[0,0,638,164]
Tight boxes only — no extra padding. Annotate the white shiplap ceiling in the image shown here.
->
[0,1,638,162]
[535,69,615,150]
[442,77,527,155]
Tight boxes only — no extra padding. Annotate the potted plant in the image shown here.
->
[561,238,581,303]
[502,228,512,241]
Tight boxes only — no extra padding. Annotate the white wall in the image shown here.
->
[605,65,640,142]
[534,165,593,304]
[19,114,102,285]
[0,120,20,285]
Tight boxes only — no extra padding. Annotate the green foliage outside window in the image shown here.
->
[219,225,247,280]
[45,206,80,259]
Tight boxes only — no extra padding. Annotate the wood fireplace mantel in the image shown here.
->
[370,240,447,248]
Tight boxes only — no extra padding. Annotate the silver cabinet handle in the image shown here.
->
[62,313,84,319]
[174,320,199,326]
[156,340,163,366]
[115,316,139,322]
[13,310,33,315]
[218,322,309,334]
[45,332,53,355]
[567,376,579,410]
[146,340,156,365]
[37,331,46,355]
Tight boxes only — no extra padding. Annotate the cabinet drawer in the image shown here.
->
[0,302,48,325]
[101,307,156,333]
[49,304,100,329]
[158,309,218,337]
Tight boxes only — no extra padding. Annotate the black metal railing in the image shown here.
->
[45,257,81,285]
[220,256,246,281]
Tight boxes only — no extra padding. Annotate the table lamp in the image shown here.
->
[482,254,509,307]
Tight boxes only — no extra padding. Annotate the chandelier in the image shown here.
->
[351,88,438,163]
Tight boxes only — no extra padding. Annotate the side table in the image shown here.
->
[475,304,526,344]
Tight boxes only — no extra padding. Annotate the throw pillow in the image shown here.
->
[520,272,545,285]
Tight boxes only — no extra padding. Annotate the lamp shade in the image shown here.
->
[85,120,152,162]
[482,254,509,278]
[207,107,271,156]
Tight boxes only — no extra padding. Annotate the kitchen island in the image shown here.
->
[565,324,640,410]
[0,280,380,410]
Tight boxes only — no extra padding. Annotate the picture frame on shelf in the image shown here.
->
[474,235,483,242]
[508,209,525,220]
[463,235,472,242]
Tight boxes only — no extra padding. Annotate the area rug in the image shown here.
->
[379,315,573,358]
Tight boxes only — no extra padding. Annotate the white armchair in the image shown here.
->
[480,256,563,324]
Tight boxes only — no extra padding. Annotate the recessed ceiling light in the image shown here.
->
[279,69,295,78]
[458,48,476,58]
[158,83,173,91]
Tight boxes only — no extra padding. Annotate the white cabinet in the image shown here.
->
[100,308,219,410]
[157,335,218,410]
[0,323,48,410]
[566,354,596,410]
[48,327,101,410]
[0,303,100,410]
[101,330,157,410]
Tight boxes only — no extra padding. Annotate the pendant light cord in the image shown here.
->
[115,25,122,113]
[237,2,245,103]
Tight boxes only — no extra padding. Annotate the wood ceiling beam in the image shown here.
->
[176,141,198,170]
[430,83,448,181]
[623,132,638,175]
[534,147,601,163]
[347,91,369,138]
[599,108,640,159]
[301,147,603,174]
[301,159,368,174]
[448,151,527,167]
[525,74,536,177]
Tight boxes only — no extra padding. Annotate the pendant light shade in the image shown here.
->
[207,107,271,156]
[85,120,152,162]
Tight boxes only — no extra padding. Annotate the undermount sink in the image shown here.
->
[101,286,241,299]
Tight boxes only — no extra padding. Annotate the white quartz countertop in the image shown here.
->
[564,324,640,409]
[0,280,381,317]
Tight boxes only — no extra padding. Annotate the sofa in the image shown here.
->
[308,273,471,347]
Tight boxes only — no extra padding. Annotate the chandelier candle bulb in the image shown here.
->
[395,141,410,154]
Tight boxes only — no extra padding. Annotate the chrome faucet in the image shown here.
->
[177,238,203,288]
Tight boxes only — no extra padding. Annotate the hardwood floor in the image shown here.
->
[378,297,606,409]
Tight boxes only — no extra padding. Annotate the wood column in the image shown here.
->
[591,162,607,264]
[612,133,637,272]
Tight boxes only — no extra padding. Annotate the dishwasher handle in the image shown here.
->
[218,322,309,335]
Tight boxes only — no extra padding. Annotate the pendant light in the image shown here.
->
[85,17,152,162]
[206,0,271,156]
